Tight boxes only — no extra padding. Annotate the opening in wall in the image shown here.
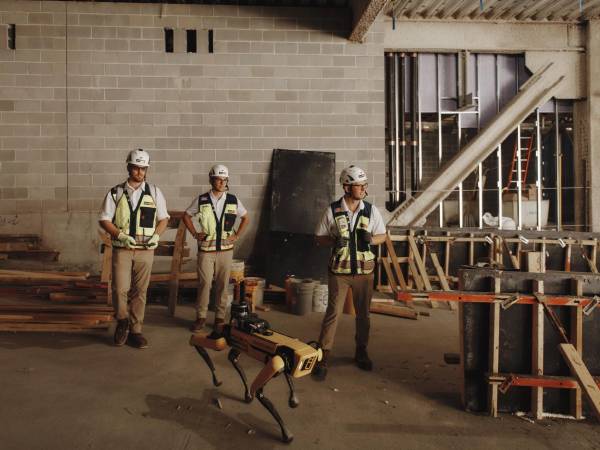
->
[385,52,578,231]
[7,24,15,50]
[164,28,173,53]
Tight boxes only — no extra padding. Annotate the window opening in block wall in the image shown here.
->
[208,29,214,54]
[7,24,15,50]
[164,28,173,53]
[186,29,197,53]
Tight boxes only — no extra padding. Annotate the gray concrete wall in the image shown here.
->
[0,1,385,272]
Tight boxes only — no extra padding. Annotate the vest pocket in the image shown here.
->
[139,207,156,228]
[223,213,236,231]
[356,229,370,252]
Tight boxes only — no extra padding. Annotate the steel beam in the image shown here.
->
[348,0,389,43]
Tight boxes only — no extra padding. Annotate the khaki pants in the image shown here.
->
[196,250,233,320]
[318,272,374,352]
[112,248,154,334]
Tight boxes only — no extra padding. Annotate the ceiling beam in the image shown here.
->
[500,1,531,21]
[348,0,389,42]
[532,0,572,20]
[469,0,501,20]
[421,0,445,19]
[547,0,584,20]
[517,0,557,21]
[454,1,479,19]
[484,0,519,20]
[391,0,411,18]
[437,0,471,19]
[566,0,600,20]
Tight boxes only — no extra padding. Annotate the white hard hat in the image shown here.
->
[209,164,229,178]
[126,148,150,167]
[340,165,367,185]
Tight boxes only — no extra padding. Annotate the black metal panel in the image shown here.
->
[265,232,330,287]
[270,149,335,235]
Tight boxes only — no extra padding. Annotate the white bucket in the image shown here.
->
[312,283,328,313]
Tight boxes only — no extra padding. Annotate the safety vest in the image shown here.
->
[111,182,157,249]
[196,192,238,252]
[329,199,376,275]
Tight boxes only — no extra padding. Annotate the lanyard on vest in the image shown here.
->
[122,183,151,238]
[346,209,362,275]
[211,193,227,252]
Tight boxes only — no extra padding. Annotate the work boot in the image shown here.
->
[355,346,373,371]
[113,319,129,346]
[312,350,330,381]
[190,318,206,332]
[214,317,225,332]
[127,333,148,349]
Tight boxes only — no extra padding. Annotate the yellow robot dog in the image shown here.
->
[189,300,322,443]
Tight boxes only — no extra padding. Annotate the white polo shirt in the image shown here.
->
[98,181,170,222]
[315,197,386,238]
[185,191,248,233]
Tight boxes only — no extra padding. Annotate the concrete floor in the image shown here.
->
[1,304,599,450]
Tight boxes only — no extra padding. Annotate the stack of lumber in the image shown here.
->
[0,269,113,333]
[0,234,59,261]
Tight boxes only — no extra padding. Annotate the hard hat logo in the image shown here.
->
[209,164,229,178]
[126,149,150,167]
[340,165,368,185]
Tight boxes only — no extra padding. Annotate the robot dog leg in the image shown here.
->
[250,355,293,444]
[190,332,226,387]
[228,348,252,403]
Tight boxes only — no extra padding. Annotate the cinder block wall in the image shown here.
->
[0,1,385,271]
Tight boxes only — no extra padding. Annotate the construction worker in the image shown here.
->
[99,149,169,349]
[312,165,387,380]
[183,164,250,332]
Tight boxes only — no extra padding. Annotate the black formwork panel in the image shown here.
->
[459,268,600,415]
[269,149,335,235]
[266,149,335,286]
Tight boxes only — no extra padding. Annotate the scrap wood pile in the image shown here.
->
[0,269,113,332]
[0,234,59,261]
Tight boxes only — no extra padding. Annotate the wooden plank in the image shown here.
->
[488,276,501,418]
[559,343,600,422]
[48,293,105,303]
[565,243,572,272]
[570,305,584,419]
[430,252,451,291]
[0,270,88,282]
[2,250,59,261]
[407,257,425,291]
[0,323,110,332]
[0,305,113,313]
[168,220,187,316]
[582,244,598,274]
[532,249,545,420]
[381,256,399,294]
[153,245,190,257]
[369,302,418,320]
[532,302,545,420]
[150,272,197,283]
[444,232,451,277]
[384,236,407,289]
[407,235,432,291]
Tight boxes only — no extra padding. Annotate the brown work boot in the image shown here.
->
[113,318,129,346]
[127,333,148,349]
[190,318,206,332]
[355,346,373,371]
[213,317,225,331]
[312,349,330,381]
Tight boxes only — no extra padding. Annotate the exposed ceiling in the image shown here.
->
[389,0,600,22]
[75,0,350,6]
